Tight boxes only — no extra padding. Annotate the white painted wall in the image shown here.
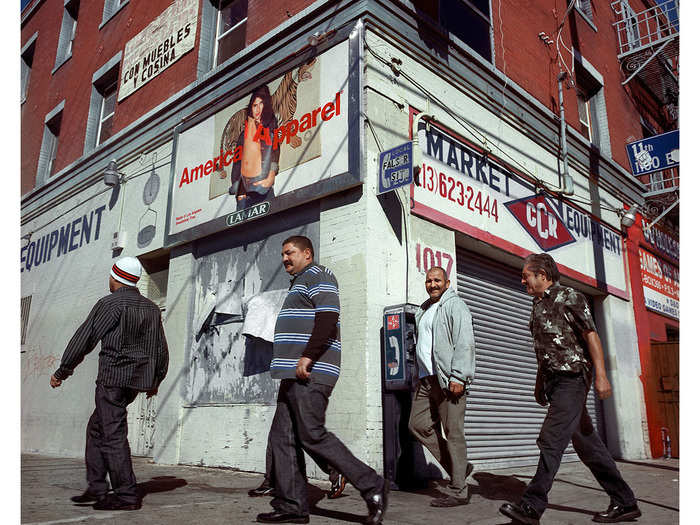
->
[21,145,172,457]
[594,294,650,459]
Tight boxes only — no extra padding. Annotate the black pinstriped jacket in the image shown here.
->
[54,286,169,391]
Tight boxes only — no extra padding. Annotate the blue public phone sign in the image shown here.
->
[625,130,679,177]
[378,142,413,195]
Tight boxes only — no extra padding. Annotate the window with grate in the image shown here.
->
[576,0,593,20]
[21,35,36,102]
[21,296,32,345]
[101,0,129,27]
[54,0,80,70]
[39,107,63,183]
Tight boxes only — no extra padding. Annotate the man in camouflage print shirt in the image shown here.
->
[499,253,640,525]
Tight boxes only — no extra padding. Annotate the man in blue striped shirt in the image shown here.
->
[257,236,389,524]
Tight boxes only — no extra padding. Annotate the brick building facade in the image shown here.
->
[21,0,678,474]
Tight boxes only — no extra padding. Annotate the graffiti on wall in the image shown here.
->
[22,348,59,382]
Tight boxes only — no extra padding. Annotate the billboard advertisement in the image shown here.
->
[411,120,627,296]
[165,41,357,245]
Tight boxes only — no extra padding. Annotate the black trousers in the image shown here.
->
[263,431,339,486]
[269,378,384,516]
[85,383,140,503]
[521,373,637,516]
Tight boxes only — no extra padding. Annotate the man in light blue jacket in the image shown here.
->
[408,266,476,507]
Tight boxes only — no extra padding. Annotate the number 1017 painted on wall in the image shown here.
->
[416,243,453,280]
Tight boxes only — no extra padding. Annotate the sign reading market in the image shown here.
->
[166,42,354,245]
[411,119,627,296]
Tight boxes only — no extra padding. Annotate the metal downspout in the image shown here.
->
[556,71,575,195]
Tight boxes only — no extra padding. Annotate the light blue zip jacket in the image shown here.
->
[415,287,476,391]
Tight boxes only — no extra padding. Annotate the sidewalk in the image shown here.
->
[21,454,679,524]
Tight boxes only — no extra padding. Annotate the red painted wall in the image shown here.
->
[21,0,203,196]
[21,0,319,197]
[625,213,679,457]
[492,0,661,173]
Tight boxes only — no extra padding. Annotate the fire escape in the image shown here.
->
[611,0,679,231]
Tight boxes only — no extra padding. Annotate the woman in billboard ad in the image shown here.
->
[227,85,279,210]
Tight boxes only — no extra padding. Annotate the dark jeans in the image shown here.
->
[269,379,384,516]
[521,373,637,516]
[85,383,140,504]
[236,187,273,211]
[263,431,339,487]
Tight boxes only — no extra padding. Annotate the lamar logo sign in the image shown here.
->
[505,195,575,251]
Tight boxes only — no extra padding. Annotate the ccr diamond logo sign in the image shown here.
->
[504,195,576,251]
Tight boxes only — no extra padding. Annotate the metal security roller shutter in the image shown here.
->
[456,248,601,469]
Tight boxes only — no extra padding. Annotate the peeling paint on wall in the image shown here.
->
[185,212,319,405]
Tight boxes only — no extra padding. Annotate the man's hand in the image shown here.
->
[50,375,62,388]
[594,375,612,400]
[146,388,158,399]
[296,357,313,380]
[253,171,276,189]
[448,380,464,397]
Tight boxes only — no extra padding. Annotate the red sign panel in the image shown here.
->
[504,195,576,251]
[386,314,400,331]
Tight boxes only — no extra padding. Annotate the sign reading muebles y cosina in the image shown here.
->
[118,0,198,102]
[166,41,353,245]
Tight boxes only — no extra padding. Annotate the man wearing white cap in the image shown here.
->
[50,256,169,511]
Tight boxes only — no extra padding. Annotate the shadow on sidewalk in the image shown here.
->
[471,472,528,501]
[136,476,188,499]
[307,484,366,523]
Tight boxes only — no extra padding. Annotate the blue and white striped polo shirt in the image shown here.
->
[271,263,341,386]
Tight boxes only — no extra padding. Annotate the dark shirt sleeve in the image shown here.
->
[53,298,120,380]
[155,318,169,386]
[302,311,340,361]
[301,268,340,361]
[564,290,597,335]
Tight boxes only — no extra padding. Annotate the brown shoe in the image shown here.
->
[328,474,347,499]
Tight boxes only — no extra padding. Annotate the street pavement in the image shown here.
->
[21,454,679,524]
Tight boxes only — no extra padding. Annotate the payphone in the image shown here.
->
[381,304,420,488]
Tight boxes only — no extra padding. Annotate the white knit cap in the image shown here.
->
[110,256,142,286]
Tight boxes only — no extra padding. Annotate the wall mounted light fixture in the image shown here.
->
[103,159,124,187]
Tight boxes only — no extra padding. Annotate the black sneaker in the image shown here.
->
[593,503,642,523]
[499,501,540,525]
[249,479,275,497]
[256,510,310,523]
[93,495,141,511]
[71,491,105,503]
